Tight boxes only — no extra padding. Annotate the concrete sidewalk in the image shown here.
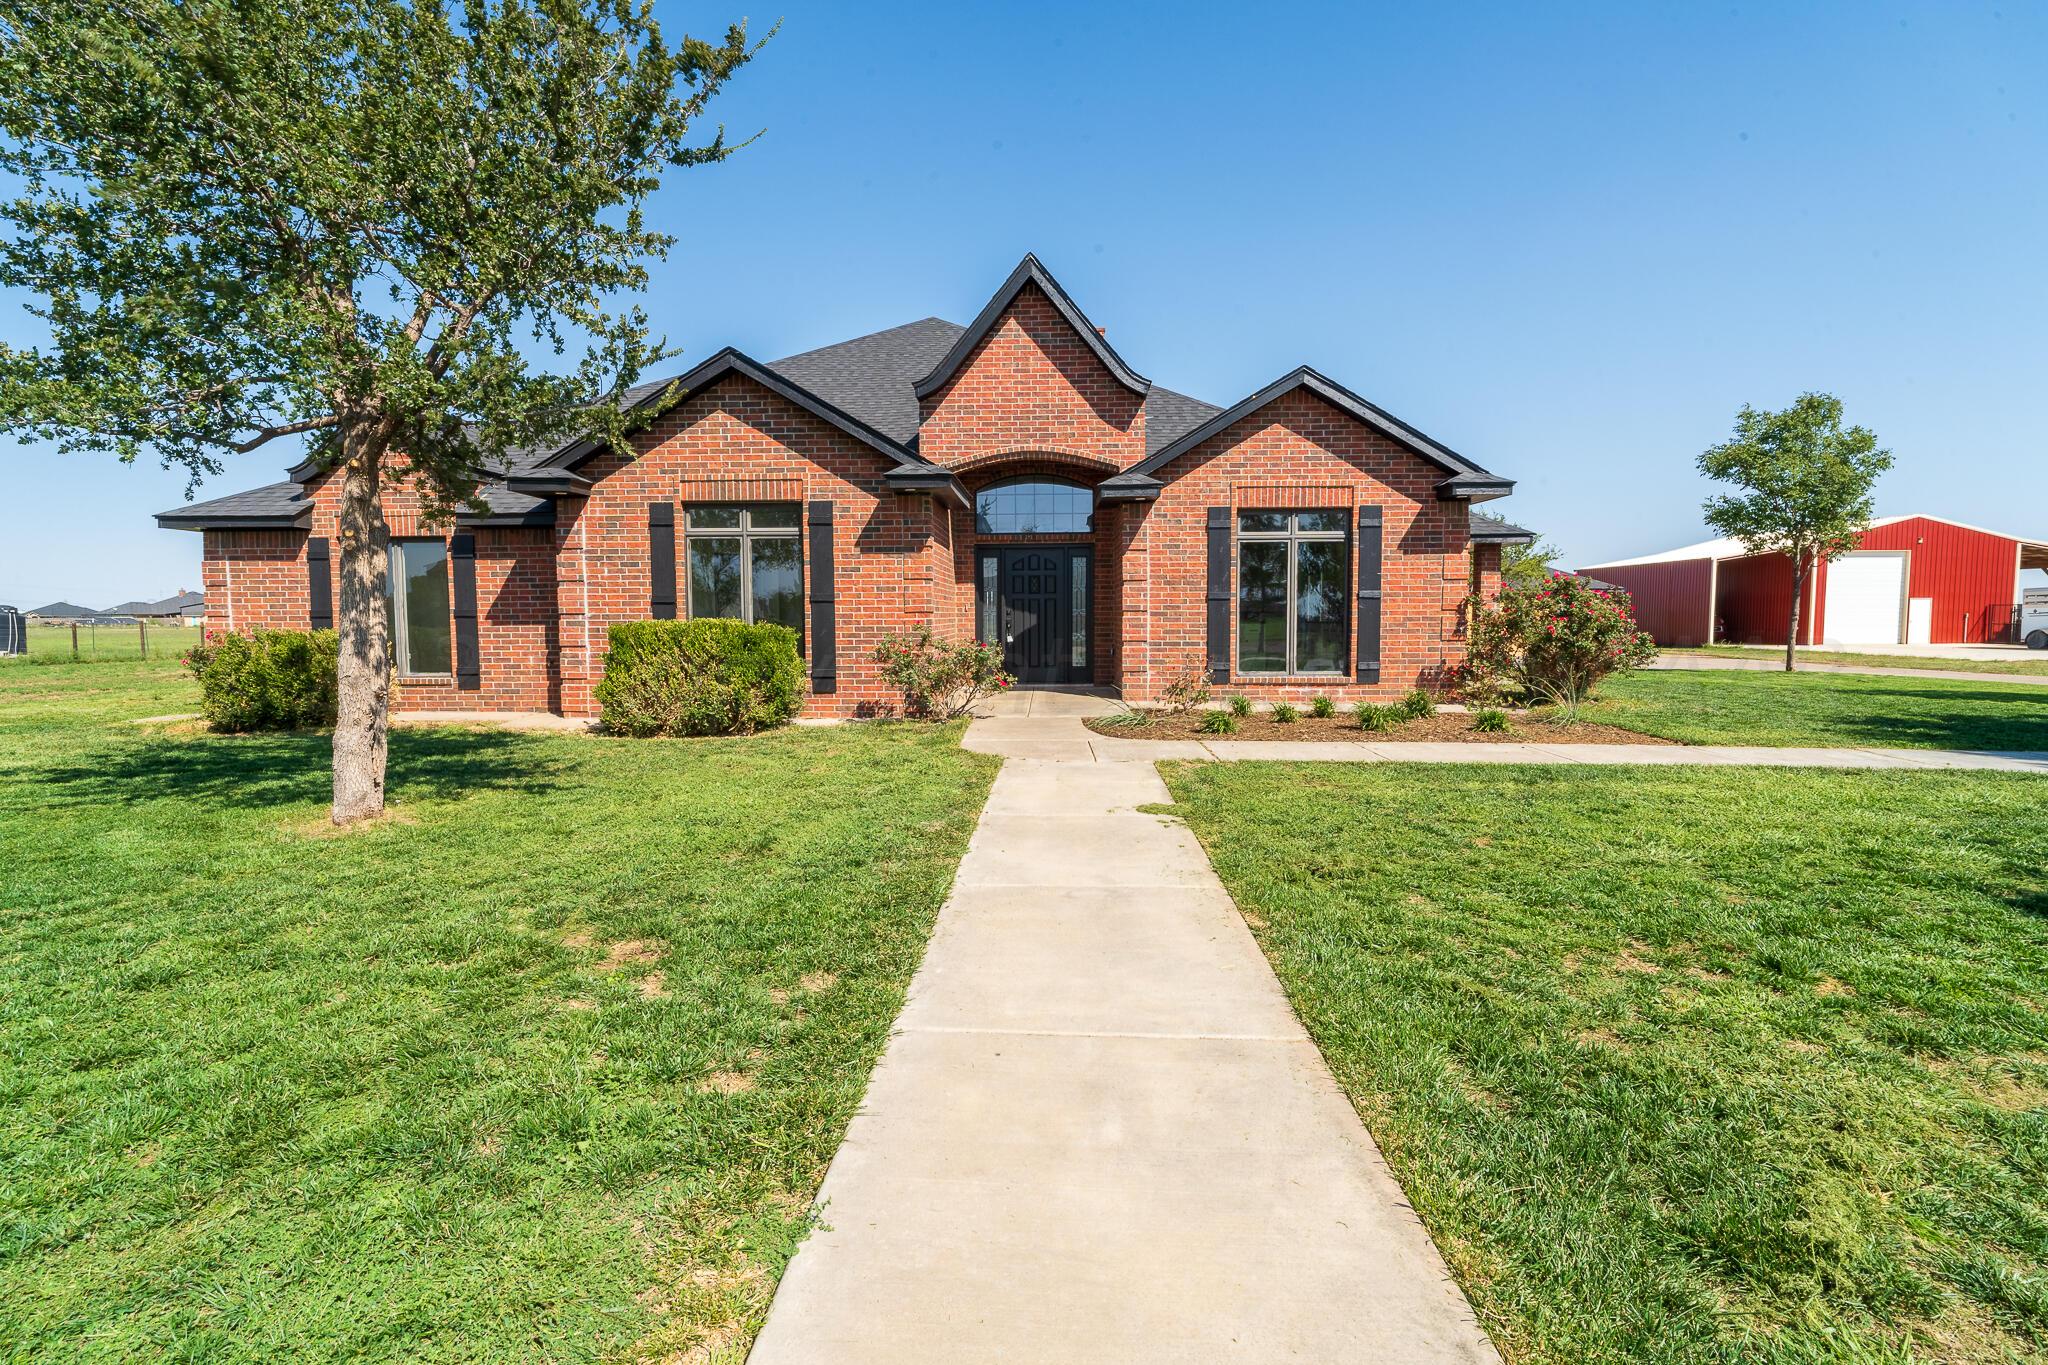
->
[960,716,2048,771]
[1647,654,2048,686]
[749,757,1500,1364]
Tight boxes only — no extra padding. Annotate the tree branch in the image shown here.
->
[232,413,339,453]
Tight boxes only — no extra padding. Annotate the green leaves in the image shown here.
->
[0,0,764,506]
[1697,393,1895,566]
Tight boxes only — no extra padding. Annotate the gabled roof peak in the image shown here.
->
[913,254,1151,401]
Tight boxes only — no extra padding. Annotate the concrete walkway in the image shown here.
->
[1648,654,2048,687]
[960,716,2048,771]
[749,753,1501,1363]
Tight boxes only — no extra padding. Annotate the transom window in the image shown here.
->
[1237,510,1349,675]
[387,539,451,677]
[974,479,1093,535]
[685,504,802,633]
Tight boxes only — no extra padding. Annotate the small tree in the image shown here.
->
[0,0,764,820]
[1697,394,1893,671]
[1500,538,1562,591]
[1463,574,1657,722]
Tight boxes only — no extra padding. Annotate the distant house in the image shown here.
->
[1580,514,2048,647]
[134,591,206,626]
[25,601,100,622]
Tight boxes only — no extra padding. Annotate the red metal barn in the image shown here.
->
[1580,515,2048,647]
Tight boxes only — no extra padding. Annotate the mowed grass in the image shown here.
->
[0,659,998,1362]
[16,620,202,661]
[1163,760,2048,1364]
[1577,668,2048,751]
[1664,645,2048,678]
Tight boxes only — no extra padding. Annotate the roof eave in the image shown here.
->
[883,466,970,510]
[1436,475,1515,504]
[1095,476,1163,504]
[548,348,921,473]
[155,508,311,532]
[912,254,1151,400]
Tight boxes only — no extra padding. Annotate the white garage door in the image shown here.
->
[1824,552,1906,644]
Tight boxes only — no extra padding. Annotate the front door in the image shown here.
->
[1001,548,1064,683]
[988,546,1091,684]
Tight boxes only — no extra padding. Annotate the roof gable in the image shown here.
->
[913,255,1150,401]
[1102,366,1511,501]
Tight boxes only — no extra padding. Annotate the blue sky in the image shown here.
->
[3,0,2044,608]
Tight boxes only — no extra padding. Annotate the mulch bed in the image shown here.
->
[1084,710,1679,745]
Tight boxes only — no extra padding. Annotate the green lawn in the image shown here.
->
[0,658,998,1362]
[1576,668,2048,751]
[1664,645,2048,677]
[16,620,201,661]
[1163,761,2048,1365]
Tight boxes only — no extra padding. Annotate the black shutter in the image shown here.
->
[807,500,836,694]
[649,502,677,619]
[1206,506,1231,683]
[450,533,480,691]
[1356,506,1382,683]
[306,536,334,630]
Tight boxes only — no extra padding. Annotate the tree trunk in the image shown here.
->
[331,429,392,823]
[1784,552,1805,673]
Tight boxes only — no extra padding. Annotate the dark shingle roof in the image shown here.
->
[157,480,310,528]
[1142,386,1222,456]
[27,601,99,618]
[1471,511,1537,542]
[766,318,964,446]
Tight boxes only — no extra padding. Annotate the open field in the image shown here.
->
[1577,668,2048,751]
[1164,759,2048,1364]
[0,659,998,1362]
[1663,644,2048,677]
[10,621,203,662]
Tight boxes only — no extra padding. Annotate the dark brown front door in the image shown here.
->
[1001,548,1065,683]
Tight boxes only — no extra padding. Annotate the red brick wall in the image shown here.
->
[1123,388,1474,703]
[918,283,1145,471]
[558,372,935,717]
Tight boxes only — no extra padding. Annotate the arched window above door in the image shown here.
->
[974,478,1094,535]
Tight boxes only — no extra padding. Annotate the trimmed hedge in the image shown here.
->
[184,629,339,731]
[595,619,805,737]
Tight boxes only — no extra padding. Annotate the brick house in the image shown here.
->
[159,255,1532,717]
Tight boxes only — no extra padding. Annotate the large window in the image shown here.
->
[1237,510,1349,675]
[387,539,451,677]
[685,504,802,633]
[975,478,1093,535]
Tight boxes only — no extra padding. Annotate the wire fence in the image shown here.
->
[9,622,204,663]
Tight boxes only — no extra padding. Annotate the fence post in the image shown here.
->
[71,623,79,659]
[140,619,148,660]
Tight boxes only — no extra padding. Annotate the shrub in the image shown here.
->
[1159,669,1212,715]
[1199,708,1239,735]
[1399,688,1435,719]
[1354,701,1401,732]
[1472,707,1513,733]
[1271,701,1300,724]
[185,628,338,731]
[595,619,805,737]
[1464,574,1658,720]
[872,626,1013,719]
[1228,694,1254,718]
[1309,695,1336,719]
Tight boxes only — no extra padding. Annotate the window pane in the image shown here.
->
[1295,511,1346,534]
[1294,540,1348,673]
[688,537,743,619]
[687,506,741,529]
[977,556,998,642]
[1237,541,1288,673]
[750,536,802,632]
[398,541,450,675]
[1238,510,1288,535]
[748,504,800,530]
[1071,555,1089,668]
[975,480,1092,535]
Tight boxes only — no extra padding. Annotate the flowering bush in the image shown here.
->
[873,627,1013,719]
[1462,573,1657,719]
[1158,668,1212,715]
